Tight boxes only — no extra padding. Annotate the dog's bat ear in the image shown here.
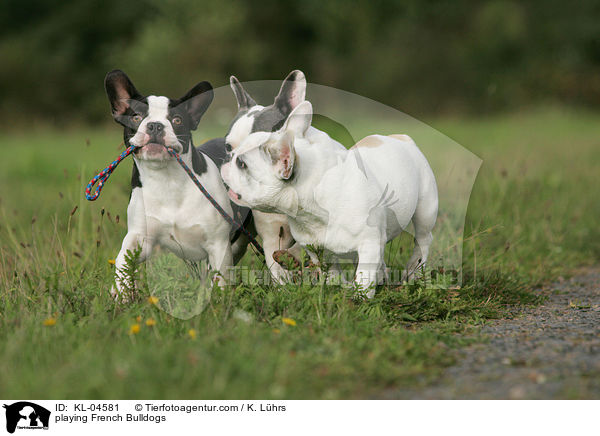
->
[176,81,214,130]
[104,70,142,116]
[282,100,312,138]
[274,70,306,116]
[265,130,296,180]
[230,76,256,110]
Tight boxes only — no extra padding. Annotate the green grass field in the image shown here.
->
[0,107,598,398]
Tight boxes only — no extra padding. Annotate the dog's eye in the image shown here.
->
[236,157,247,170]
[132,114,142,123]
[172,116,182,125]
[225,143,232,153]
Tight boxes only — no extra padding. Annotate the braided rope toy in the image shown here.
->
[84,144,264,255]
[85,145,136,201]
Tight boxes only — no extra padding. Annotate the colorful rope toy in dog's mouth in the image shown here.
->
[84,144,264,255]
[85,145,138,201]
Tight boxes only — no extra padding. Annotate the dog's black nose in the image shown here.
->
[146,122,164,133]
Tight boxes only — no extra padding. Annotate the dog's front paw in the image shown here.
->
[110,283,137,304]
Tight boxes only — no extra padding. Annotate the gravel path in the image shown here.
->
[390,268,600,399]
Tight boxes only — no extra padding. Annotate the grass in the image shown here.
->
[0,106,599,398]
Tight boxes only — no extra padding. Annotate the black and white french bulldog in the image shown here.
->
[104,70,250,300]
[224,70,347,281]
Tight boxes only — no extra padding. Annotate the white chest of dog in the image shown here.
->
[221,101,438,297]
[125,152,233,263]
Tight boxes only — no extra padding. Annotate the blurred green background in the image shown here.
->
[3,0,600,126]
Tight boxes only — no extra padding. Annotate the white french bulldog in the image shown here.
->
[225,70,347,281]
[221,101,438,298]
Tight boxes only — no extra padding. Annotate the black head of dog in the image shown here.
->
[104,70,213,186]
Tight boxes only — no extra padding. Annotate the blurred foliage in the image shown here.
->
[2,0,600,124]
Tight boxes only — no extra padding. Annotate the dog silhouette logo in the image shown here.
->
[3,402,50,433]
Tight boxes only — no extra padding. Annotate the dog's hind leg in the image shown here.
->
[405,196,437,281]
[355,235,386,298]
[405,232,432,281]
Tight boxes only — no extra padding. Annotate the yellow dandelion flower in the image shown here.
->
[147,296,159,305]
[136,315,142,323]
[108,259,116,265]
[145,318,156,327]
[272,328,281,334]
[129,324,140,334]
[43,317,56,326]
[282,317,297,327]
[188,329,197,339]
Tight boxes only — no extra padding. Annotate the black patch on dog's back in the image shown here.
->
[191,146,208,176]
[198,137,228,169]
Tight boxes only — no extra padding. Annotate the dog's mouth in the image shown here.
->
[226,184,242,202]
[223,181,240,199]
[135,143,181,158]
[228,189,242,202]
[139,143,166,153]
